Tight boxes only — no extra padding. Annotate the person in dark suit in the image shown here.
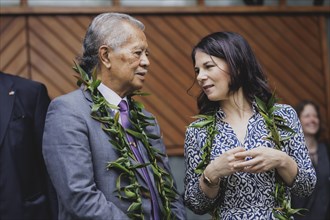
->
[42,12,186,220]
[0,71,56,220]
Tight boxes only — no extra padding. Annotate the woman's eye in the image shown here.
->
[206,65,214,69]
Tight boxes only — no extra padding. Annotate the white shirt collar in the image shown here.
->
[97,83,127,108]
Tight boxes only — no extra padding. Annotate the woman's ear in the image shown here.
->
[99,45,111,69]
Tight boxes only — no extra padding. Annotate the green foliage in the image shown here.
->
[189,112,220,220]
[73,63,177,220]
[190,114,218,174]
[255,95,306,220]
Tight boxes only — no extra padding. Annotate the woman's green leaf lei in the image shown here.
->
[190,114,219,175]
[255,95,306,219]
[189,94,305,220]
[73,62,178,220]
[189,111,220,220]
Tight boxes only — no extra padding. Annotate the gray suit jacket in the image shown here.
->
[42,88,186,220]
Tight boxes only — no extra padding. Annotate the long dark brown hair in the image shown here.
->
[189,32,272,114]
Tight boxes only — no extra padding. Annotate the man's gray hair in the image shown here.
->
[78,13,145,75]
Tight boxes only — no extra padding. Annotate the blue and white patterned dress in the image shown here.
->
[183,103,317,220]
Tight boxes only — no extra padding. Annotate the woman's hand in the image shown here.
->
[233,147,283,173]
[233,147,298,186]
[200,146,246,198]
[205,146,247,181]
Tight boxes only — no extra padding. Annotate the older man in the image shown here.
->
[42,13,186,220]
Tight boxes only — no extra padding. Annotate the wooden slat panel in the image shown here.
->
[0,16,29,78]
[28,16,89,98]
[239,16,324,103]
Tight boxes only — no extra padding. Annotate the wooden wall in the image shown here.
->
[1,7,329,155]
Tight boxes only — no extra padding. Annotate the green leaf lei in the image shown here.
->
[255,95,306,219]
[189,94,305,220]
[73,62,178,220]
[189,111,220,220]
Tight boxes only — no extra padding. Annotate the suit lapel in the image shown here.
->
[0,74,15,145]
[82,88,148,186]
[82,86,93,103]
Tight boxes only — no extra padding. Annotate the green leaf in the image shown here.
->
[124,188,137,199]
[105,102,119,110]
[150,164,161,177]
[114,112,120,125]
[116,173,126,191]
[132,100,145,109]
[131,90,151,97]
[101,126,119,135]
[127,202,142,212]
[146,133,160,139]
[107,161,130,173]
[73,74,89,87]
[136,111,155,120]
[91,67,98,81]
[267,92,278,109]
[192,114,213,119]
[259,112,273,126]
[273,212,288,220]
[190,120,213,128]
[73,61,90,82]
[279,136,292,142]
[274,116,286,123]
[126,129,145,139]
[255,96,267,113]
[91,103,102,112]
[132,163,150,169]
[90,79,101,91]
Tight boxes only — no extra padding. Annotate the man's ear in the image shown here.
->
[99,45,111,69]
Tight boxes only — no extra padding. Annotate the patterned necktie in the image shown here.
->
[118,100,160,219]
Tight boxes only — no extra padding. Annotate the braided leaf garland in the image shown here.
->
[255,95,306,219]
[189,112,220,220]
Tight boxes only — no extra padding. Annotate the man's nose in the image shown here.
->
[140,53,150,67]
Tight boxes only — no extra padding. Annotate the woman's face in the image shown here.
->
[299,104,320,137]
[194,50,231,101]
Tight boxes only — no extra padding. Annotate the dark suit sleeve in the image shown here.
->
[33,84,58,220]
[33,83,50,177]
[33,83,50,148]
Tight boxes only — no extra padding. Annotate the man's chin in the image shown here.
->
[134,82,144,90]
[129,85,143,94]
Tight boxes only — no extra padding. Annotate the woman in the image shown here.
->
[291,100,330,220]
[183,32,316,219]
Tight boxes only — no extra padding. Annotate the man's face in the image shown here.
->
[105,23,150,98]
